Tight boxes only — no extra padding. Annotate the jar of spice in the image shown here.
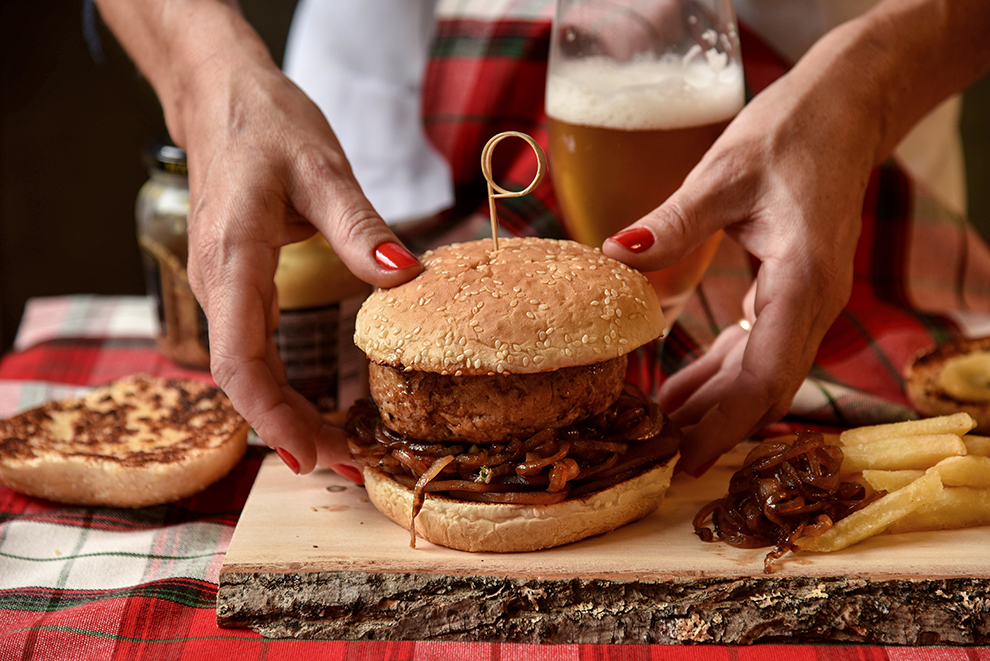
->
[135,144,210,369]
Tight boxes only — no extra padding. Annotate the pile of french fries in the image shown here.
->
[796,412,990,553]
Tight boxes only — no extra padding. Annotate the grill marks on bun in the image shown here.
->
[0,374,248,507]
[355,237,665,376]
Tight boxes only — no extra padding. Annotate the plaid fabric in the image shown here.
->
[3,1,990,657]
[424,0,990,437]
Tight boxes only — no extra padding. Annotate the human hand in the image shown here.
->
[603,54,877,476]
[173,42,422,478]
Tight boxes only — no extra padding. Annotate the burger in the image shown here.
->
[345,237,680,552]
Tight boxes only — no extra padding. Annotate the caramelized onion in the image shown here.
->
[410,454,455,548]
[346,384,680,531]
[693,430,885,573]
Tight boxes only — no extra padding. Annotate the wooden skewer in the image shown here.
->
[480,131,547,252]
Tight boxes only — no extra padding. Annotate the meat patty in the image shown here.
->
[368,356,628,442]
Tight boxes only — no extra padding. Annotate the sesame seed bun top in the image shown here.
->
[354,237,665,376]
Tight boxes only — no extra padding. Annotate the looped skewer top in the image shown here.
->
[480,131,547,251]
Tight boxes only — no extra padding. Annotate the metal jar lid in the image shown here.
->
[144,143,188,177]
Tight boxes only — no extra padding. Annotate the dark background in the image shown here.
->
[1,1,989,352]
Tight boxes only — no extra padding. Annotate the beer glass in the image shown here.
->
[546,0,744,329]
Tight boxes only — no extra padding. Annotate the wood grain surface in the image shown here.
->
[217,444,990,644]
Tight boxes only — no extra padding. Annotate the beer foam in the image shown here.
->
[546,57,745,131]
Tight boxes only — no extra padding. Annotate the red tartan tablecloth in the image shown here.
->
[4,0,990,656]
[0,297,988,659]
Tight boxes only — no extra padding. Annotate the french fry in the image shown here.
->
[840,434,967,474]
[887,487,990,534]
[860,469,925,493]
[839,412,976,445]
[930,455,990,488]
[963,434,990,457]
[797,470,943,553]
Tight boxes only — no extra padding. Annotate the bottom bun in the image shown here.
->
[362,453,679,553]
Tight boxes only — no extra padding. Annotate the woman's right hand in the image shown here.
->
[95,0,424,476]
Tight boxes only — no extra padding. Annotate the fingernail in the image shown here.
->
[608,227,654,253]
[374,242,419,270]
[691,457,719,478]
[332,464,364,484]
[276,448,300,474]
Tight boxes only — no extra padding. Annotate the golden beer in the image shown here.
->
[546,57,744,325]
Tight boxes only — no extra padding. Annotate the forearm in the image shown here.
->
[92,0,277,147]
[793,0,990,167]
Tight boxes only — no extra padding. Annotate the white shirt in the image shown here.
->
[282,0,454,225]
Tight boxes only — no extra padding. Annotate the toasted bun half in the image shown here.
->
[354,237,664,376]
[361,452,679,553]
[0,374,248,507]
[905,336,990,433]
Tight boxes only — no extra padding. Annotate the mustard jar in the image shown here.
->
[274,234,372,420]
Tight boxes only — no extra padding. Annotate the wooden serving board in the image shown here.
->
[217,445,990,645]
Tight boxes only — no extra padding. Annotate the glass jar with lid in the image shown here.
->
[135,144,211,369]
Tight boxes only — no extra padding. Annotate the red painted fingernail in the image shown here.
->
[332,464,364,484]
[691,457,719,478]
[374,242,419,270]
[608,227,654,253]
[276,448,300,474]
